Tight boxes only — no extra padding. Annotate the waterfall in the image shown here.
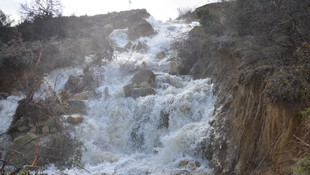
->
[0,17,214,175]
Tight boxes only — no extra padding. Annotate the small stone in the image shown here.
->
[179,160,189,167]
[195,161,201,167]
[45,118,56,127]
[71,91,89,100]
[156,51,166,60]
[190,162,196,169]
[42,126,49,134]
[67,114,84,125]
[15,117,27,127]
[17,126,28,132]
[59,90,69,101]
[1,92,9,99]
[11,88,21,97]
[37,121,45,127]
[28,122,35,128]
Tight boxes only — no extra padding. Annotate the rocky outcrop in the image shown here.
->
[6,93,81,168]
[124,70,156,98]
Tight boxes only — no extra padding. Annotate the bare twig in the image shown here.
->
[293,134,310,148]
[31,139,40,166]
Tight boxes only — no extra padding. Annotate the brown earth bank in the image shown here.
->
[178,1,310,175]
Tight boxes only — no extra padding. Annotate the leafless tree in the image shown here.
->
[19,0,63,22]
[0,10,13,27]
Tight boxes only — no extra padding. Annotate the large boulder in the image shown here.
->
[124,84,155,98]
[132,70,155,85]
[127,19,155,40]
[123,70,156,98]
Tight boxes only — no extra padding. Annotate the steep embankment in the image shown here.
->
[180,2,310,174]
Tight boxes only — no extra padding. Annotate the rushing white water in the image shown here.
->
[0,17,214,174]
[0,96,23,134]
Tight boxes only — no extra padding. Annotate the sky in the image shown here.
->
[0,0,219,23]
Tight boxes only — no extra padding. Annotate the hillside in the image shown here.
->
[178,1,310,174]
[0,0,309,174]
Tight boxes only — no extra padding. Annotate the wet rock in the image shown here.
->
[67,100,87,114]
[59,90,72,101]
[71,91,89,101]
[67,114,84,125]
[195,160,201,167]
[156,51,166,60]
[83,67,102,92]
[0,92,9,99]
[128,19,155,40]
[124,70,156,98]
[65,75,84,93]
[179,160,189,167]
[132,41,148,53]
[124,84,155,98]
[114,46,128,52]
[190,162,196,169]
[169,58,184,75]
[125,41,133,50]
[11,88,21,97]
[132,70,155,85]
[189,161,201,170]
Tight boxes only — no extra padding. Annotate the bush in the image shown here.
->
[195,5,224,35]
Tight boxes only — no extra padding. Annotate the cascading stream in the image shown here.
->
[0,17,215,175]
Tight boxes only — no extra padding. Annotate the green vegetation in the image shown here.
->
[301,108,310,120]
[290,156,310,175]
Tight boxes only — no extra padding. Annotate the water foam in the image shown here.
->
[1,17,214,174]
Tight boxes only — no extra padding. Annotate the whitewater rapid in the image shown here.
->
[0,17,215,174]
